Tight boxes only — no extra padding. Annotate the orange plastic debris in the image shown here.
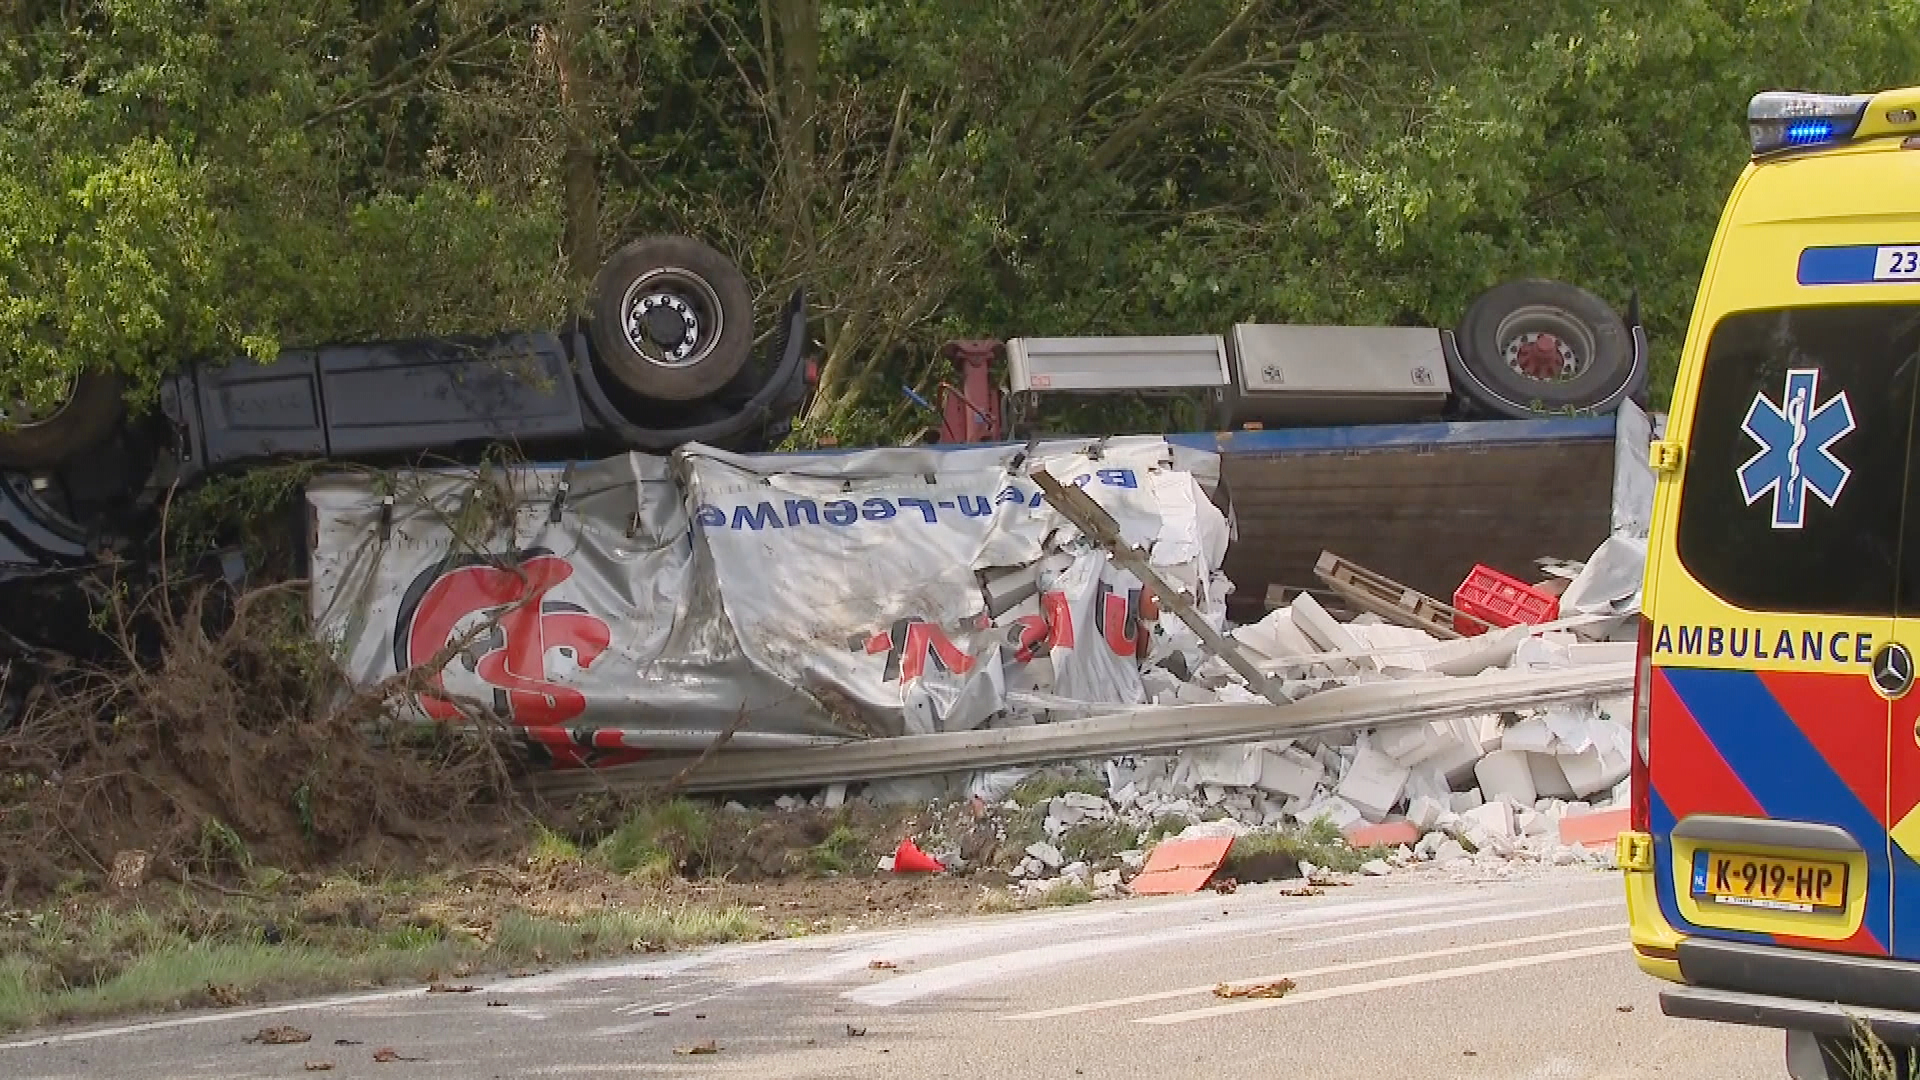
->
[1129,835,1235,896]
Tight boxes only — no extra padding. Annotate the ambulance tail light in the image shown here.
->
[1630,614,1653,833]
[1750,91,1871,158]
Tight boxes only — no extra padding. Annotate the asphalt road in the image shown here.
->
[0,862,1782,1080]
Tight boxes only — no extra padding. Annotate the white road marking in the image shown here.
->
[1254,898,1619,954]
[1005,923,1623,1020]
[0,986,433,1050]
[842,891,1486,1008]
[1135,942,1632,1024]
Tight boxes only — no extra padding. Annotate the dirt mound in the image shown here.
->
[0,578,522,903]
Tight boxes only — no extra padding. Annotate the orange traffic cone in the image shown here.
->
[891,838,945,874]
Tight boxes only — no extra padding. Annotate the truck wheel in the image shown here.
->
[0,371,126,468]
[1451,279,1635,418]
[587,235,754,404]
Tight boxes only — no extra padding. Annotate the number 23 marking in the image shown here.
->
[1884,248,1920,276]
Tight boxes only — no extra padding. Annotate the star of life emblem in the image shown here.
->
[1738,368,1855,530]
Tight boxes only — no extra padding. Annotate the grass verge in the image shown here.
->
[0,886,763,1034]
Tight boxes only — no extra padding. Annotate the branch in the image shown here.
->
[1088,0,1270,171]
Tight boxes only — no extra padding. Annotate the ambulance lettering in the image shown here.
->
[1652,622,1874,664]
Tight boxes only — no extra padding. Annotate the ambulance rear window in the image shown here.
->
[1675,304,1920,616]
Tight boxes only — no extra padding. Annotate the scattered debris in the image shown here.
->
[1213,978,1296,999]
[208,983,245,1008]
[487,998,509,1007]
[334,1039,362,1046]
[1209,878,1238,894]
[868,960,898,971]
[1131,836,1235,896]
[846,1024,868,1037]
[427,982,480,994]
[245,1026,311,1045]
[108,850,150,891]
[304,1062,335,1072]
[372,1047,424,1063]
[1617,1004,1635,1013]
[674,1040,720,1056]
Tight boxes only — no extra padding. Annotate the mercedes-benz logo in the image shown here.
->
[1873,642,1915,699]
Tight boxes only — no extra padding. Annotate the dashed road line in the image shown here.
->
[1135,942,1631,1025]
[1004,923,1623,1021]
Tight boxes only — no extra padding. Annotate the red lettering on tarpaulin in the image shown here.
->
[1094,582,1159,658]
[400,554,612,727]
[864,617,977,682]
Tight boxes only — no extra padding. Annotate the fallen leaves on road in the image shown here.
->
[867,960,897,970]
[372,1047,425,1063]
[674,1040,720,1056]
[1276,885,1323,897]
[427,982,480,994]
[1211,978,1296,1000]
[304,1062,334,1072]
[244,1026,311,1045]
[1209,878,1238,895]
[208,983,244,1008]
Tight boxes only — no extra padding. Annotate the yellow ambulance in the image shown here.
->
[1624,85,1920,1078]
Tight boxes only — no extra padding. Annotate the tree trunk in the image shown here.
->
[553,0,600,283]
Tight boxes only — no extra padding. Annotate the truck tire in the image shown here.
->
[1451,280,1635,418]
[587,235,755,404]
[0,371,127,468]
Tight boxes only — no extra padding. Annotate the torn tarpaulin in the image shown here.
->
[305,437,1229,763]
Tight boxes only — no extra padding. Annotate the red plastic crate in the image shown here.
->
[1453,564,1560,636]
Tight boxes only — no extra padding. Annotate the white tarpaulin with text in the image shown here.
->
[306,437,1227,766]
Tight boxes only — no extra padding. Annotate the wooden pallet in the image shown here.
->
[1312,550,1491,639]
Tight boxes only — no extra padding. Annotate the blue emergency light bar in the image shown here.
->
[1750,91,1873,158]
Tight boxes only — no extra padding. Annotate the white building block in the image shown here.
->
[1180,744,1265,788]
[1501,716,1558,754]
[1337,745,1412,823]
[1378,720,1452,767]
[1408,795,1449,831]
[1463,800,1516,839]
[1557,744,1631,799]
[1289,593,1372,674]
[1402,765,1451,805]
[1232,608,1321,669]
[1295,796,1367,833]
[1528,752,1578,799]
[1568,641,1636,666]
[1451,788,1485,812]
[1474,749,1539,807]
[1255,746,1325,800]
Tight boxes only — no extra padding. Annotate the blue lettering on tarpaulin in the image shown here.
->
[704,468,1147,530]
[1739,368,1856,530]
[731,502,782,531]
